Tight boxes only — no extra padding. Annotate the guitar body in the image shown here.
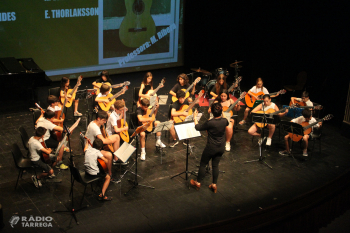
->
[94,82,112,95]
[98,93,115,111]
[40,141,51,164]
[60,89,77,108]
[254,108,276,128]
[101,126,115,152]
[119,0,156,48]
[289,122,312,142]
[118,119,130,142]
[289,99,306,107]
[173,105,193,123]
[140,109,155,132]
[97,158,108,173]
[172,89,190,103]
[222,106,234,118]
[53,110,65,141]
[245,91,264,108]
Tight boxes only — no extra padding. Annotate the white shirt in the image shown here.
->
[36,118,57,141]
[97,93,109,98]
[85,121,102,148]
[292,116,319,131]
[106,111,121,135]
[28,137,44,161]
[262,102,276,112]
[295,98,313,107]
[249,86,269,94]
[84,147,103,175]
[47,105,61,112]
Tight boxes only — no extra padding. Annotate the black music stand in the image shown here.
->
[125,123,155,195]
[171,121,201,182]
[280,121,303,166]
[244,108,275,169]
[113,137,137,184]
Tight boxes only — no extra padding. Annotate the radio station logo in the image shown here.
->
[9,215,53,228]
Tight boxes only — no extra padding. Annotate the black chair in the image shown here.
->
[11,143,38,190]
[310,125,323,155]
[18,126,30,158]
[48,87,60,98]
[132,87,140,112]
[69,165,105,207]
[166,104,173,141]
[32,109,42,129]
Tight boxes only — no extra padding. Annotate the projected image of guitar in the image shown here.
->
[119,0,156,48]
[245,89,286,108]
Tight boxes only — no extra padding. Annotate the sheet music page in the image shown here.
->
[158,95,168,105]
[150,96,157,107]
[175,122,201,140]
[184,113,202,122]
[113,142,136,163]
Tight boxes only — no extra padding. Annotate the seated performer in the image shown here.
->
[247,94,287,146]
[169,73,197,100]
[209,89,241,151]
[169,90,193,147]
[239,77,279,125]
[210,74,228,99]
[279,108,321,157]
[36,110,68,170]
[190,103,229,193]
[92,70,114,87]
[106,100,131,140]
[29,127,63,188]
[137,98,166,160]
[290,91,313,107]
[85,111,118,175]
[95,83,112,106]
[138,72,154,106]
[47,95,64,124]
[60,76,82,116]
[84,138,112,201]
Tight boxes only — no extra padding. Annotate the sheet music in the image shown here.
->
[175,122,201,140]
[149,96,157,107]
[113,142,136,163]
[158,95,168,105]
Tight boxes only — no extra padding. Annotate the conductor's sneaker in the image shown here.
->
[225,142,231,151]
[169,141,179,148]
[59,164,69,170]
[279,150,290,156]
[31,175,39,188]
[156,140,166,148]
[37,179,42,187]
[140,152,146,161]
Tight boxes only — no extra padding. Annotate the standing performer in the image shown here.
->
[247,94,287,146]
[190,103,229,193]
[138,72,153,106]
[210,74,228,99]
[169,73,197,100]
[279,108,321,157]
[60,76,82,116]
[239,77,279,125]
[209,89,241,151]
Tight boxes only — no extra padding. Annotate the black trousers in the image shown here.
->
[197,148,224,184]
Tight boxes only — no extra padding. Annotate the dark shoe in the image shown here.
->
[190,179,201,190]
[209,184,217,193]
[98,194,112,201]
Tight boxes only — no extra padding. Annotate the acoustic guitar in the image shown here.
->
[97,85,129,111]
[222,92,247,121]
[288,114,333,142]
[245,89,286,108]
[60,75,83,108]
[101,125,115,153]
[117,100,129,142]
[119,0,156,48]
[173,90,204,123]
[289,100,323,110]
[140,78,165,102]
[54,118,81,157]
[81,132,108,173]
[139,99,158,132]
[254,106,293,128]
[172,77,201,103]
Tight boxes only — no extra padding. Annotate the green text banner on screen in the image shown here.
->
[0,0,184,81]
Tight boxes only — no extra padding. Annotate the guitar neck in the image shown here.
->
[185,83,194,93]
[148,106,156,117]
[109,91,123,101]
[271,107,288,115]
[150,84,161,96]
[303,119,322,131]
[185,94,203,113]
[225,97,242,112]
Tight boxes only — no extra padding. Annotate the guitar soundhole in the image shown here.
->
[133,0,145,15]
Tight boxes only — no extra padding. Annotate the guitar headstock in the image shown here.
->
[198,89,205,97]
[239,91,247,99]
[124,81,131,86]
[35,103,44,113]
[236,76,242,83]
[323,114,333,121]
[77,75,83,85]
[194,77,201,84]
[314,105,323,110]
[160,78,166,87]
[279,89,287,95]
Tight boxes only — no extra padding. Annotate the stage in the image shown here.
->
[0,69,350,233]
